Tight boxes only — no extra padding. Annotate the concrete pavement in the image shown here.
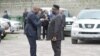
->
[0,32,100,56]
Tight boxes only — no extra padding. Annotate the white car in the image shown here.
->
[42,7,73,35]
[0,18,10,30]
[71,9,100,44]
[0,18,11,39]
[0,18,22,33]
[7,20,22,33]
[64,17,74,35]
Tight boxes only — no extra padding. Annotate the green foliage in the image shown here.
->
[9,15,23,23]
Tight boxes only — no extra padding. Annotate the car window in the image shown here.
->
[63,10,71,17]
[78,10,100,19]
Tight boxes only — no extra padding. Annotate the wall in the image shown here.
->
[0,0,100,16]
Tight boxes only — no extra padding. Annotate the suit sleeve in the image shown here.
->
[29,14,41,27]
[54,15,62,36]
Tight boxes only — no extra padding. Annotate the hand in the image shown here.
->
[45,18,48,20]
[52,37,57,41]
[40,19,44,21]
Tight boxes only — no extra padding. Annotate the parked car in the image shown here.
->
[42,7,73,35]
[71,9,100,44]
[64,17,74,36]
[0,26,6,40]
[6,20,22,33]
[0,18,10,39]
[0,18,22,33]
[0,18,10,30]
[0,27,2,42]
[10,20,22,33]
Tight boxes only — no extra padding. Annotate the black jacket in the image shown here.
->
[24,11,41,40]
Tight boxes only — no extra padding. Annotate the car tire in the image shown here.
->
[72,39,78,44]
[11,30,14,33]
[1,32,7,39]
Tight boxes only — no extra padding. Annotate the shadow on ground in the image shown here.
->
[78,40,100,45]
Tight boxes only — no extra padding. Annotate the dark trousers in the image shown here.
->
[0,35,1,43]
[43,26,48,39]
[51,40,61,56]
[0,28,2,43]
[26,35,37,56]
[37,26,41,40]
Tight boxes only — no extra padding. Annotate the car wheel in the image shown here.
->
[1,32,7,39]
[11,30,14,33]
[10,29,14,33]
[72,39,78,44]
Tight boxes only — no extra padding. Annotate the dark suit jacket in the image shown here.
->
[62,14,66,28]
[3,14,10,19]
[24,11,41,40]
[47,14,64,40]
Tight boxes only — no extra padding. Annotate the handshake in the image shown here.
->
[40,18,48,21]
[40,18,44,21]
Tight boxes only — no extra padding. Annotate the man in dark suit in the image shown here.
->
[47,5,64,56]
[24,6,42,56]
[3,10,10,19]
[0,27,3,43]
[23,8,28,28]
[41,10,49,39]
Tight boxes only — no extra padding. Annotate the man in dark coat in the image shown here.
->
[24,6,42,56]
[41,10,49,39]
[23,8,28,28]
[0,27,3,43]
[3,10,10,19]
[47,5,64,56]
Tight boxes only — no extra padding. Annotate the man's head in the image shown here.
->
[32,6,40,14]
[24,8,27,12]
[52,4,60,15]
[4,10,8,15]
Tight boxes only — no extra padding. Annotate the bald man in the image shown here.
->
[24,6,42,56]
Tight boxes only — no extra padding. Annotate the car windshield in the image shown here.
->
[78,10,100,19]
[62,10,69,17]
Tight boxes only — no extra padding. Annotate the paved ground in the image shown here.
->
[0,31,100,56]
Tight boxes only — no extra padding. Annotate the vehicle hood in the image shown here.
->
[65,17,74,22]
[10,20,20,24]
[74,19,100,24]
[0,18,10,23]
[10,20,21,26]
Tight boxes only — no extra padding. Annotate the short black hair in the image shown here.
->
[53,4,60,10]
[4,10,7,13]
